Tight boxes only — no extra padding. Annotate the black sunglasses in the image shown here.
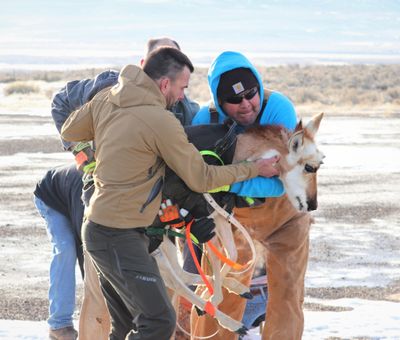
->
[225,86,258,104]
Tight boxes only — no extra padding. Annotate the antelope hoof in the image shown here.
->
[195,306,206,316]
[235,326,248,336]
[240,292,253,300]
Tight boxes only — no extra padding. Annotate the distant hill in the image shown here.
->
[1,52,399,71]
[1,64,399,116]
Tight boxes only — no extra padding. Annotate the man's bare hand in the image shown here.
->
[255,155,280,177]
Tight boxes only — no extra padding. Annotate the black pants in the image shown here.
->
[82,220,176,340]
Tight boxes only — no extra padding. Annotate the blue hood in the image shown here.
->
[208,51,264,118]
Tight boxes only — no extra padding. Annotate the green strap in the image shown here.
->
[244,197,255,205]
[146,227,199,244]
[83,161,96,174]
[199,150,230,193]
[73,141,91,153]
[199,150,255,203]
[146,227,184,238]
[199,150,224,165]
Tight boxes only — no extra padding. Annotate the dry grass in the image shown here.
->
[1,64,399,116]
[186,64,400,115]
[3,82,39,96]
[256,64,400,115]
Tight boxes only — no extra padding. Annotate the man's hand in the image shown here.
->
[190,217,216,243]
[255,155,280,178]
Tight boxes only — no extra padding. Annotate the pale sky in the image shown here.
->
[0,0,399,66]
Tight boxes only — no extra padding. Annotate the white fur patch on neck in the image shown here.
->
[258,149,280,160]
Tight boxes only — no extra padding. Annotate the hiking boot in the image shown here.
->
[49,326,78,340]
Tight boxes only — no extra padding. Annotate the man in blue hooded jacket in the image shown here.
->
[190,51,312,340]
[192,51,297,198]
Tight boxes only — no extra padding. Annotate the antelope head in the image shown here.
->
[282,112,325,211]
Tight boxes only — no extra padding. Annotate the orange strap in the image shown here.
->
[185,220,214,297]
[206,241,246,271]
[204,301,216,317]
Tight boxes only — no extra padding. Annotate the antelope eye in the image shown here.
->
[304,164,316,173]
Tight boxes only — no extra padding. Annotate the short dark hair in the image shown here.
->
[143,47,194,81]
[146,37,181,55]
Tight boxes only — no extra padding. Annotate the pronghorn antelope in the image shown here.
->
[189,112,324,339]
[157,113,325,337]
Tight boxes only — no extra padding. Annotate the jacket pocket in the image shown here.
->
[140,176,164,213]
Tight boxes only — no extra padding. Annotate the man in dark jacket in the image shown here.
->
[34,164,84,340]
[51,37,199,151]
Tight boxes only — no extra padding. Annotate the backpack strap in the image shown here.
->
[208,105,219,124]
[263,89,272,103]
[253,89,272,124]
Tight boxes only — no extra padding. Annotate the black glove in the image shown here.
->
[190,217,216,243]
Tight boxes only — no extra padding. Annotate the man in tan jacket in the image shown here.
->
[61,47,278,340]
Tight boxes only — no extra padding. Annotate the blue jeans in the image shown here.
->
[241,284,268,330]
[34,196,77,330]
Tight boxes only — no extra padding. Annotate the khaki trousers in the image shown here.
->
[191,195,311,340]
[78,253,110,340]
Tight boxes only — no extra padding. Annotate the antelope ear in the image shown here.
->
[288,131,304,154]
[294,119,303,132]
[305,112,324,138]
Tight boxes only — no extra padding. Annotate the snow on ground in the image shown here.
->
[2,298,400,340]
[0,114,399,339]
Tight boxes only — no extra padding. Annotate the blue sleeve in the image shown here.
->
[51,70,119,150]
[229,92,297,198]
[191,105,211,125]
[230,177,284,198]
[259,92,297,131]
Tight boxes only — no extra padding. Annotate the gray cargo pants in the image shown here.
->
[82,220,176,340]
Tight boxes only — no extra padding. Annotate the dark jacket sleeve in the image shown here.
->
[51,70,119,150]
[171,95,200,126]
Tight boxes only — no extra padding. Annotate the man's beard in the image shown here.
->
[166,96,177,110]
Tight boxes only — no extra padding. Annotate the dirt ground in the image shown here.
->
[0,112,399,325]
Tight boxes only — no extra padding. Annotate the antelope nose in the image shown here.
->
[307,198,318,211]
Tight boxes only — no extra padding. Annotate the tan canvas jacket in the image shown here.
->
[61,65,258,228]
